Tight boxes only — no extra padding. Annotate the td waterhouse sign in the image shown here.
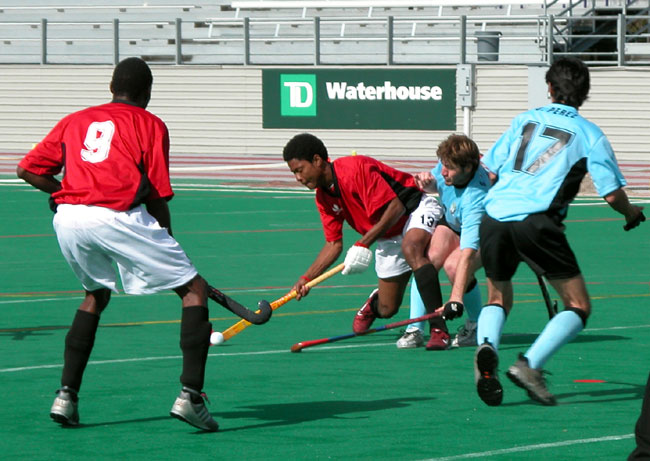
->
[262,69,456,130]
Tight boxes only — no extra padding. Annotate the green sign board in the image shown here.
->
[263,68,456,130]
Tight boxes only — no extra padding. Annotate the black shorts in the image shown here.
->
[479,213,581,281]
[437,215,461,237]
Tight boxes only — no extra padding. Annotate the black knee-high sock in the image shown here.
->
[413,264,447,332]
[179,305,212,392]
[630,372,650,460]
[61,310,100,392]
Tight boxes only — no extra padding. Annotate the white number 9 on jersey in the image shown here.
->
[80,120,115,163]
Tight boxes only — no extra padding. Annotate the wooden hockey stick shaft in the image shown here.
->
[290,311,442,352]
[219,263,345,342]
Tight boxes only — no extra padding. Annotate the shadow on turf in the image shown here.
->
[216,397,432,432]
[0,324,141,341]
[499,332,630,347]
[499,380,644,407]
[55,397,432,433]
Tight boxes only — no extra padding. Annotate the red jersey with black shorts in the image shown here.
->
[19,101,173,210]
[316,155,423,242]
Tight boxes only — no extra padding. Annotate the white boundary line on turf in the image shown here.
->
[4,321,650,373]
[0,343,392,373]
[420,434,634,461]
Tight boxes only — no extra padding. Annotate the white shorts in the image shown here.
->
[374,195,442,279]
[53,204,198,295]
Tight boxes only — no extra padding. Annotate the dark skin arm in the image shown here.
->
[293,239,343,299]
[293,196,405,299]
[16,166,61,194]
[356,197,406,248]
[145,197,173,236]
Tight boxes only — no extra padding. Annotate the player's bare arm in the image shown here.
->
[145,197,173,236]
[357,197,406,247]
[449,247,480,303]
[293,239,343,299]
[603,188,645,230]
[16,166,61,194]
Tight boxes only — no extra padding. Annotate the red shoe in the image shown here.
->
[352,289,379,333]
[426,328,450,350]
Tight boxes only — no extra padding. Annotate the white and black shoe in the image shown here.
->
[170,387,219,432]
[396,328,424,349]
[474,341,503,406]
[50,386,79,426]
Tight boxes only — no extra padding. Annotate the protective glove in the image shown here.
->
[442,301,464,320]
[341,243,372,275]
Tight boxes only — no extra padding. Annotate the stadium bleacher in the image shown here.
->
[0,1,647,65]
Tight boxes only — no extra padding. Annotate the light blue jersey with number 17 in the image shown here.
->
[482,103,626,222]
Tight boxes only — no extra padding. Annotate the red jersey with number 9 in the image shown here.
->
[19,101,173,211]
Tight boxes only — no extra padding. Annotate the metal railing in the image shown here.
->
[0,13,648,65]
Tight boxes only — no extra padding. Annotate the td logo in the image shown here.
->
[280,74,317,117]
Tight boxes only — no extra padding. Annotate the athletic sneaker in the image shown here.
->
[451,320,478,348]
[396,328,424,349]
[50,386,79,426]
[425,328,450,350]
[352,288,379,333]
[170,387,219,432]
[506,354,557,406]
[474,341,503,406]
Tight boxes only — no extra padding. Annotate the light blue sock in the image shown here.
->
[525,310,584,369]
[463,283,482,322]
[476,304,506,350]
[408,281,426,332]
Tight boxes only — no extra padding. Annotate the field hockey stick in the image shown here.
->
[290,310,442,352]
[215,263,346,343]
[536,274,558,319]
[207,286,272,325]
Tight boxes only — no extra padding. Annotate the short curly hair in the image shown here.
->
[282,133,329,162]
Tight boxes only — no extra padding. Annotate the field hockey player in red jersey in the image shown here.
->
[283,133,464,345]
[17,57,219,432]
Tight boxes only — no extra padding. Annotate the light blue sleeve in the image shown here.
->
[459,200,483,250]
[587,135,627,197]
[458,174,487,250]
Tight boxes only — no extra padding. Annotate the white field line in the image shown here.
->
[420,434,634,461]
[3,323,650,374]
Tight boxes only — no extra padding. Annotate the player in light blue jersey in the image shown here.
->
[474,57,645,407]
[396,134,489,350]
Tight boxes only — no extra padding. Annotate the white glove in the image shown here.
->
[342,244,373,275]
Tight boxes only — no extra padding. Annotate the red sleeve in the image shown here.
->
[142,117,173,201]
[316,191,344,242]
[18,120,66,176]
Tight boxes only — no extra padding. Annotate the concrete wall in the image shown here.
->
[1,64,648,163]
